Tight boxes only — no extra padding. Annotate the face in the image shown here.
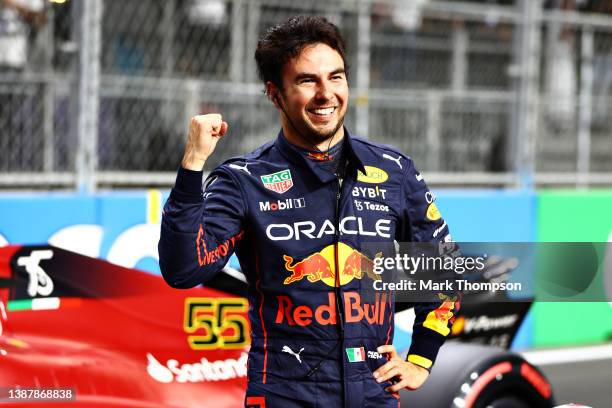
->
[274,43,349,145]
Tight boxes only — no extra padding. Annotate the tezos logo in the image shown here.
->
[259,198,305,212]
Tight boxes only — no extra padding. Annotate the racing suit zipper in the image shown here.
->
[333,174,347,408]
[334,175,345,334]
[304,174,347,382]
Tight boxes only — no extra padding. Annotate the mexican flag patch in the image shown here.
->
[260,169,293,194]
[345,347,366,363]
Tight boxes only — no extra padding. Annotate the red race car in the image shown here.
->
[0,245,248,407]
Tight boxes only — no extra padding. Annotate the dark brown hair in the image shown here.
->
[255,15,348,92]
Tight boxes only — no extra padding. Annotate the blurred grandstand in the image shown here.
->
[1,0,612,190]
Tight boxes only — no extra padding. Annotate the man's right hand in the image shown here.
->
[181,114,228,171]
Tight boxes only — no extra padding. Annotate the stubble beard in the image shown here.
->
[303,110,346,145]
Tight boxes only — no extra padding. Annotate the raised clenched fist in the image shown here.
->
[181,114,228,171]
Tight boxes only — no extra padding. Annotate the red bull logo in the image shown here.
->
[423,293,458,336]
[282,243,380,287]
[306,151,334,161]
[434,301,455,321]
[433,293,458,322]
[275,292,389,326]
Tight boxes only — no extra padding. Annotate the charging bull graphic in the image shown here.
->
[282,243,381,287]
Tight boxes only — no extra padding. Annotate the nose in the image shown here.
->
[315,80,333,102]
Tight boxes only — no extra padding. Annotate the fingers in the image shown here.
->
[219,121,228,137]
[191,114,227,137]
[385,374,422,393]
[385,379,413,393]
[373,356,430,394]
[373,345,401,383]
[374,364,401,384]
[373,360,398,382]
[377,344,398,359]
[183,114,226,170]
[387,362,429,392]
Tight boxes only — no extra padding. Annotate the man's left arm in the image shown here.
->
[374,156,459,391]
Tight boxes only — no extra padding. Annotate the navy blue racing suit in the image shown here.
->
[159,130,457,407]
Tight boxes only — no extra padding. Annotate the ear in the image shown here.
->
[265,82,281,109]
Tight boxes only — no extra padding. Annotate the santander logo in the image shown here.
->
[146,352,248,383]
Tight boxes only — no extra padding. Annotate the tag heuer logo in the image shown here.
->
[261,170,294,194]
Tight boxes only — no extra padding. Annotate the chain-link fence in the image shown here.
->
[1,0,612,189]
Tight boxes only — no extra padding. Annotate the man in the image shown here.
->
[159,15,456,408]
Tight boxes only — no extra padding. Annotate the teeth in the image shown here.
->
[312,107,334,115]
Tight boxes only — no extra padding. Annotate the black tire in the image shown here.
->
[400,343,555,408]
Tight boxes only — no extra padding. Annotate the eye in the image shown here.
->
[299,78,315,84]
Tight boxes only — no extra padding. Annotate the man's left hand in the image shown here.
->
[373,345,429,392]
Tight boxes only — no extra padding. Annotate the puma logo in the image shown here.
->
[382,153,402,169]
[229,162,251,175]
[282,345,304,363]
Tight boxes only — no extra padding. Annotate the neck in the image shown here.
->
[281,122,345,152]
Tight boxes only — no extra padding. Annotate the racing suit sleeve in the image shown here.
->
[397,158,459,371]
[158,166,245,288]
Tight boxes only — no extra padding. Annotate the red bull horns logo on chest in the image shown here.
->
[282,242,380,287]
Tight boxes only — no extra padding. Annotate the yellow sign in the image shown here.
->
[357,166,388,184]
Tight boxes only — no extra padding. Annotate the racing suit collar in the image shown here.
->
[275,128,366,183]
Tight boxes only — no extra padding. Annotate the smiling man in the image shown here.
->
[265,41,347,150]
[159,15,457,408]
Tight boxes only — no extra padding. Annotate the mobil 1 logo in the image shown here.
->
[259,198,306,212]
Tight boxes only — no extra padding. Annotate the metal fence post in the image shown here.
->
[160,0,177,132]
[577,28,594,188]
[355,0,371,138]
[244,0,261,83]
[74,0,102,193]
[427,95,441,171]
[230,0,246,82]
[451,24,468,92]
[515,0,542,189]
[161,1,176,77]
[42,6,55,173]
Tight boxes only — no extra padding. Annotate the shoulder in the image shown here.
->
[350,136,421,175]
[210,138,287,181]
[219,139,275,165]
[351,136,419,168]
[212,139,272,165]
[349,135,429,193]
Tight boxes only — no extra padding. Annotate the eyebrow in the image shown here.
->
[294,68,346,82]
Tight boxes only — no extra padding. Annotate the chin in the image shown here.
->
[307,123,343,141]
